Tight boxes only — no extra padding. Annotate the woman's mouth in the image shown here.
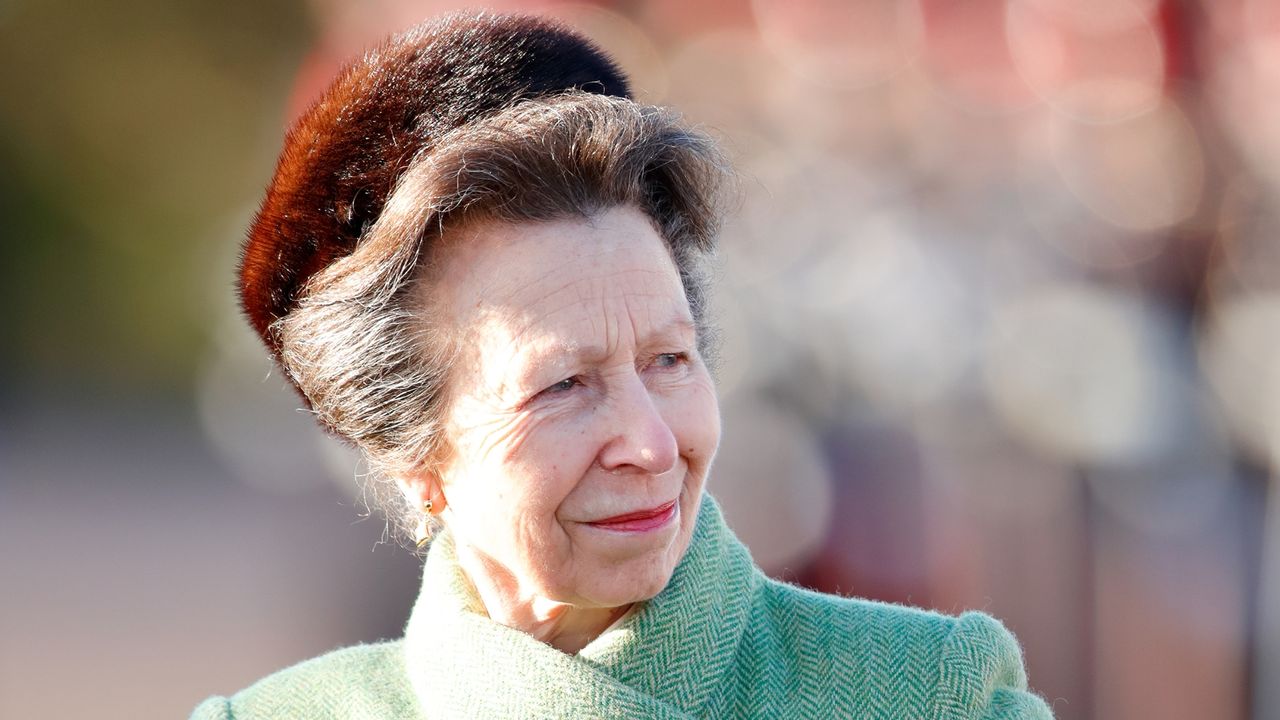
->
[587,500,677,533]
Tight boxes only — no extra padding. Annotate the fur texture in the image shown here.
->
[239,11,631,357]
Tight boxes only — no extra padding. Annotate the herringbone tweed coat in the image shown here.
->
[192,496,1054,719]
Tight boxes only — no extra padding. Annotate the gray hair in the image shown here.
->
[275,92,731,544]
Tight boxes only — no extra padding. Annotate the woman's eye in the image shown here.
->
[653,353,685,369]
[544,377,578,394]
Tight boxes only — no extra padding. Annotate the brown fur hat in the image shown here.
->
[239,11,631,357]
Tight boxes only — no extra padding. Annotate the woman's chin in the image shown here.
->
[570,513,699,607]
[578,564,675,608]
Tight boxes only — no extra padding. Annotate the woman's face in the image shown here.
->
[427,205,721,609]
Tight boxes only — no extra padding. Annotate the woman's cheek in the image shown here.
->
[669,375,721,448]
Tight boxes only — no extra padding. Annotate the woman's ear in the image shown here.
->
[395,472,447,515]
[397,470,448,549]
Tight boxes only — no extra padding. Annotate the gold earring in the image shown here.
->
[414,499,434,549]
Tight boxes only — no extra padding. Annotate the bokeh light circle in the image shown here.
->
[1198,293,1280,467]
[1006,0,1165,123]
[712,393,834,573]
[1047,98,1204,233]
[750,0,922,90]
[984,283,1179,464]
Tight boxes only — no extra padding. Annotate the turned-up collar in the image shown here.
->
[402,493,759,718]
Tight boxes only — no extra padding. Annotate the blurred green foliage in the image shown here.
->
[0,0,311,397]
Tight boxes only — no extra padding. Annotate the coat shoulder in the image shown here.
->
[749,581,1055,719]
[757,579,958,662]
[931,611,1056,720]
[190,641,418,720]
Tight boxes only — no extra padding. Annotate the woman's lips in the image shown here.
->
[587,500,677,532]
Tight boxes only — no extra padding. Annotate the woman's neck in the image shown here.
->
[455,543,631,654]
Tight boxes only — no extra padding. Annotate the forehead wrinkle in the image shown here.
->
[527,292,693,371]
[459,307,527,402]
[626,291,696,349]
[490,266,679,354]
[504,263,670,311]
[486,236,624,305]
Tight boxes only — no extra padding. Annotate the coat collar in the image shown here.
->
[403,494,759,718]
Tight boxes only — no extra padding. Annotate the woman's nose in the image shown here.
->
[596,375,679,476]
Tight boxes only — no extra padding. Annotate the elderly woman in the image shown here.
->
[192,12,1053,720]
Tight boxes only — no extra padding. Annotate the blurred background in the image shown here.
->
[2,0,1278,717]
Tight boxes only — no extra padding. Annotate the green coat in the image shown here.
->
[192,496,1054,719]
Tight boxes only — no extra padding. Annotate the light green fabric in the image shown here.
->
[192,495,1054,719]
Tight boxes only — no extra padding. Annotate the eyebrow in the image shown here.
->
[521,316,697,371]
